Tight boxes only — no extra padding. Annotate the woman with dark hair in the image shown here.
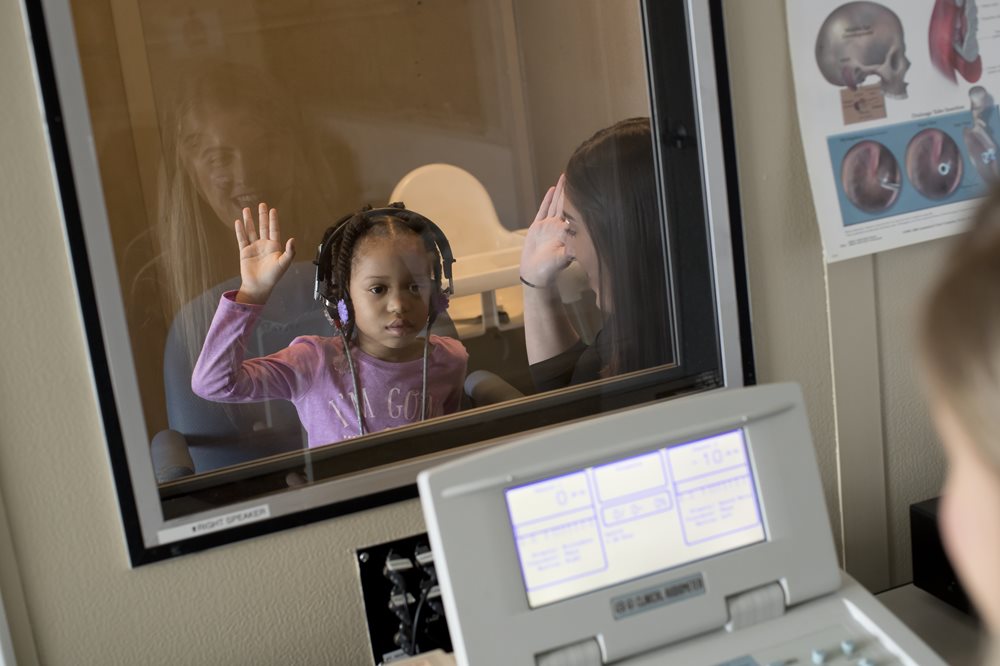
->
[519,117,673,390]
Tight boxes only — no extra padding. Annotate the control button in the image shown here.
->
[811,649,828,664]
[840,640,857,656]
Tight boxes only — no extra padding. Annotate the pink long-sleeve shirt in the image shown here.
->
[192,291,468,447]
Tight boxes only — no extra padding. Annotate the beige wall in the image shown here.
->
[723,1,842,556]
[724,0,949,586]
[876,244,950,583]
[0,1,950,664]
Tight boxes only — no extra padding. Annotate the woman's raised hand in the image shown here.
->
[234,203,295,305]
[520,174,572,288]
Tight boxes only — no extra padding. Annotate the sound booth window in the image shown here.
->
[29,0,752,563]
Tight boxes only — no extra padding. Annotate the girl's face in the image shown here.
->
[933,399,1000,633]
[348,234,433,362]
[562,195,603,302]
[180,105,295,226]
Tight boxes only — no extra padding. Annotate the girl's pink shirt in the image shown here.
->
[192,291,468,446]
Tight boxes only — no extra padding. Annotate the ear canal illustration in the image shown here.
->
[816,2,911,99]
[840,140,902,212]
[963,85,999,182]
[929,0,982,84]
[906,129,963,199]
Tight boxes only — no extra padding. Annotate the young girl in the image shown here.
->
[919,189,1000,664]
[192,202,468,445]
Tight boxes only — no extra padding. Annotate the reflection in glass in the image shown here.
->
[151,63,354,475]
[71,0,667,509]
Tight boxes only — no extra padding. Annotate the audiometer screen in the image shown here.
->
[505,430,765,608]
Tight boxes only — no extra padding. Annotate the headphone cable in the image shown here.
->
[341,337,365,436]
[420,333,430,421]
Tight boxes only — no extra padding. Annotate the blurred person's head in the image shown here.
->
[919,189,1000,652]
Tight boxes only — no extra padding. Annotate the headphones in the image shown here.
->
[313,202,456,328]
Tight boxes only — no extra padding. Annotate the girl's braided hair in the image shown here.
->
[320,206,445,341]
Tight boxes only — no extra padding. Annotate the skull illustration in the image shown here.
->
[816,2,911,99]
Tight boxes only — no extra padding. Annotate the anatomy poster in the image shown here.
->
[786,0,999,262]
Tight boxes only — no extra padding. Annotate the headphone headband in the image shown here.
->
[313,202,456,310]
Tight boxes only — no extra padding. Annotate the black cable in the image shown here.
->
[384,549,415,652]
[409,543,439,655]
[409,585,429,654]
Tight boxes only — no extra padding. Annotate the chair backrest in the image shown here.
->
[389,163,520,257]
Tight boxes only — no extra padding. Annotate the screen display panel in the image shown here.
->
[504,429,765,608]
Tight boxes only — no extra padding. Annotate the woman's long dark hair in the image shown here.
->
[564,117,673,377]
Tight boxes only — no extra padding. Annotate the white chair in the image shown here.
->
[390,164,526,339]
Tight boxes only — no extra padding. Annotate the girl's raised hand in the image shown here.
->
[234,203,296,305]
[520,174,572,288]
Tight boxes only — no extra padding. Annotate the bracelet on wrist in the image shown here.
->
[520,275,545,289]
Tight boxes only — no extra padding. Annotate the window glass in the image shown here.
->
[36,0,744,560]
[76,1,663,458]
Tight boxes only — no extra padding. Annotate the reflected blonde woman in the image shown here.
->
[148,61,358,462]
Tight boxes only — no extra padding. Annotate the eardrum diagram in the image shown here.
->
[788,0,996,261]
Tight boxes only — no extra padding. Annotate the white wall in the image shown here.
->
[0,0,949,663]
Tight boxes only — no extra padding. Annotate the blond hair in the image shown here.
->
[919,187,1000,476]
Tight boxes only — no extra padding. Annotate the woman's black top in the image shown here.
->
[528,326,609,392]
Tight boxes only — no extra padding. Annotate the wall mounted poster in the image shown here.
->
[786,0,1000,262]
